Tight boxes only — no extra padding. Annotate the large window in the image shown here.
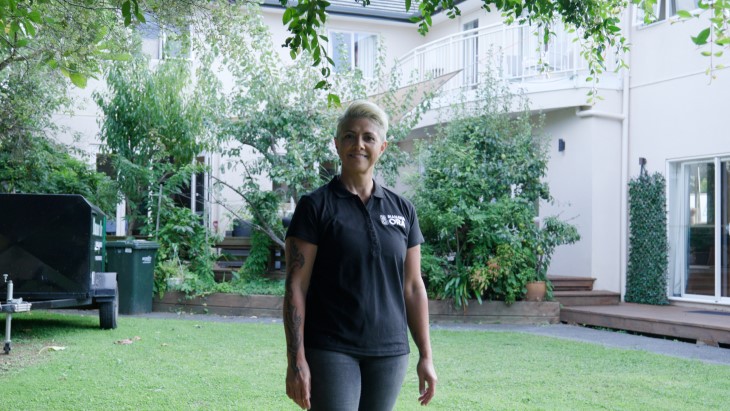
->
[330,30,378,78]
[669,157,730,302]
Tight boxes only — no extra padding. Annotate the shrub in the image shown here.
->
[411,68,578,306]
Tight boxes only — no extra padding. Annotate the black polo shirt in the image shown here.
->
[286,176,424,356]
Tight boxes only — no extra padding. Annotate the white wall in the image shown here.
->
[54,78,106,157]
[629,11,730,175]
[540,100,624,292]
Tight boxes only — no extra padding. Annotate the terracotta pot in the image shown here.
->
[525,281,546,302]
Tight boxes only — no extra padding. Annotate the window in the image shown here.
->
[330,30,378,78]
[138,17,190,60]
[668,157,730,301]
[172,156,207,218]
[635,0,701,25]
[670,0,701,15]
[463,20,479,86]
[635,0,667,24]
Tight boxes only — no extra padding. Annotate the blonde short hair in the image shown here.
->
[336,100,389,142]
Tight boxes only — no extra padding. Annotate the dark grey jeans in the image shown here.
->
[306,348,409,411]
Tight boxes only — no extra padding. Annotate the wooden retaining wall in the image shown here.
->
[429,300,560,324]
[153,292,560,324]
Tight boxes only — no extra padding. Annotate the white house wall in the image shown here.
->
[54,78,106,158]
[540,99,624,292]
[629,14,730,178]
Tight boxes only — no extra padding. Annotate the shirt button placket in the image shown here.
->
[360,201,379,257]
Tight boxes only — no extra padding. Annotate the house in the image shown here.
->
[56,0,729,309]
[260,0,730,309]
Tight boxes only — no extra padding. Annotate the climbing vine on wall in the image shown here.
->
[625,171,669,305]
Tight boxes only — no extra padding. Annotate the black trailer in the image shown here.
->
[0,194,118,354]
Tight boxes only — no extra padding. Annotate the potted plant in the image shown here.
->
[525,216,580,301]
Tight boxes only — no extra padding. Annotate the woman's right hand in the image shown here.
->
[286,360,311,410]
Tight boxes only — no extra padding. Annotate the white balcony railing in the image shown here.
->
[396,22,619,96]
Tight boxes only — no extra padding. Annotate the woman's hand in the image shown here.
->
[417,356,437,406]
[286,360,311,409]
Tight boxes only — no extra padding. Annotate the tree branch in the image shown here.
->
[210,175,285,248]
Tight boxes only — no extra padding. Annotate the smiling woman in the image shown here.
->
[283,100,437,410]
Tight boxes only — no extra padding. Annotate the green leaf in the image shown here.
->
[691,28,710,45]
[701,51,712,56]
[24,20,36,37]
[69,72,88,88]
[122,1,132,26]
[327,93,340,108]
[283,8,293,25]
[27,10,41,23]
[676,10,692,19]
[134,8,145,24]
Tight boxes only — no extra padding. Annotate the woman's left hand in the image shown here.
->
[417,356,437,406]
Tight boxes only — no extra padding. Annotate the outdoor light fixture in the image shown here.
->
[558,138,565,152]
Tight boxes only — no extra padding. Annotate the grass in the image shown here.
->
[2,311,729,410]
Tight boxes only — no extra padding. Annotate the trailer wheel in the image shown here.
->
[99,287,118,330]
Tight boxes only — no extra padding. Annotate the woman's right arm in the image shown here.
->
[284,236,317,410]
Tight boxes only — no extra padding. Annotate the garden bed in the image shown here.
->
[153,292,560,324]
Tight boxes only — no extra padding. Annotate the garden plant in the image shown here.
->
[412,65,579,307]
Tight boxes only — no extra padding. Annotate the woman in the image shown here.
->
[283,100,437,410]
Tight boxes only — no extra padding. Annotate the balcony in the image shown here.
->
[394,22,623,112]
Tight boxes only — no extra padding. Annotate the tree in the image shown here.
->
[94,55,217,233]
[204,3,432,250]
[0,1,222,86]
[0,49,118,212]
[280,0,730,96]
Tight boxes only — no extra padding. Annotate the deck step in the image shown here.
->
[553,290,620,306]
[548,275,595,292]
[560,303,730,346]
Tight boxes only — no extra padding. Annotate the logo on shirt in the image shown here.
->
[380,214,406,228]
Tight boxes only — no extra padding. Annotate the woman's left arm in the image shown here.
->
[403,245,437,406]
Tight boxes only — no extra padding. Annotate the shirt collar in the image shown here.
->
[330,175,384,199]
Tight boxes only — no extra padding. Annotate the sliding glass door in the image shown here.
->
[669,157,730,302]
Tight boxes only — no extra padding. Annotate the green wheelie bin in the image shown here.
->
[106,239,159,314]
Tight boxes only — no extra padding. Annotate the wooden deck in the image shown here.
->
[561,303,730,347]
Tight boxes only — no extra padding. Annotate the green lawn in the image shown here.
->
[1,311,729,410]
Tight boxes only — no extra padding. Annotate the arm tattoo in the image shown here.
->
[284,241,305,372]
[287,240,305,274]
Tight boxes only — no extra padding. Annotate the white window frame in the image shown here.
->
[634,0,702,26]
[668,155,730,305]
[138,17,192,61]
[634,0,667,26]
[328,29,379,78]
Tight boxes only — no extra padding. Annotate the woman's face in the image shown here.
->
[335,117,388,175]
